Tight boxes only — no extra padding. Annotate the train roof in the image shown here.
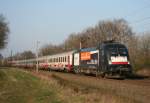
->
[38,50,75,59]
[102,42,126,46]
[12,58,36,63]
[12,50,75,62]
[80,47,97,52]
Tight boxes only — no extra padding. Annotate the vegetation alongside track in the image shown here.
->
[40,70,150,103]
[0,67,61,103]
[0,67,150,103]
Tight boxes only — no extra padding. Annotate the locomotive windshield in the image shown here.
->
[106,44,128,56]
[118,48,128,56]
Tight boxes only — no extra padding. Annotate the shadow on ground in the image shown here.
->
[126,74,149,80]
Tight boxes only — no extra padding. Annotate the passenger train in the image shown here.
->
[11,41,132,78]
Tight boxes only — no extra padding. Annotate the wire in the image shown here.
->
[133,22,150,27]
[129,17,150,24]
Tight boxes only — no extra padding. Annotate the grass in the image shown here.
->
[0,68,62,103]
[50,74,134,103]
[0,67,149,103]
[47,71,150,103]
[0,68,125,103]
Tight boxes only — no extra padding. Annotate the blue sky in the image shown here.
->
[0,0,150,57]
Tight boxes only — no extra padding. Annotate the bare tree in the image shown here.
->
[63,19,133,49]
[138,33,150,68]
[63,33,81,50]
[11,51,35,60]
[39,43,64,56]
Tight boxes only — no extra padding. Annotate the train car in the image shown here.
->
[73,41,132,77]
[38,56,48,69]
[11,41,132,78]
[11,51,75,72]
[12,59,36,68]
[13,60,26,68]
[26,59,36,68]
[73,47,99,74]
[47,51,74,72]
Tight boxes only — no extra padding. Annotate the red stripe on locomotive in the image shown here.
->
[112,62,128,64]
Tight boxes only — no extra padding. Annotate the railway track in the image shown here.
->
[39,69,150,86]
[24,68,150,103]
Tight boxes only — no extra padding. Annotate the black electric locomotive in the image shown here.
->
[73,41,132,77]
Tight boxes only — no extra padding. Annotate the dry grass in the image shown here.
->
[2,68,149,103]
[137,68,150,76]
[38,70,150,103]
[50,74,134,103]
[0,68,62,103]
[28,70,141,103]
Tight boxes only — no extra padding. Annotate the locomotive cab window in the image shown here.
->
[118,48,128,56]
[109,48,118,56]
[106,44,128,57]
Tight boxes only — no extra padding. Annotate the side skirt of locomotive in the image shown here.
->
[73,65,132,78]
[73,66,97,75]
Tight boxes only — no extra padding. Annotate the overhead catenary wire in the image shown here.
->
[129,16,150,25]
[122,3,150,32]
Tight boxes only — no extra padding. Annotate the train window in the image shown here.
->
[61,57,63,62]
[119,48,127,56]
[63,57,64,62]
[66,56,67,62]
[56,58,58,62]
[59,57,60,62]
[109,48,117,56]
[61,57,62,62]
[68,56,70,61]
[65,56,66,62]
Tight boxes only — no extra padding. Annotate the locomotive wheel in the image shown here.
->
[74,67,80,74]
[101,73,105,78]
[64,68,69,73]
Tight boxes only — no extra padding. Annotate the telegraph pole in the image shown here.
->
[80,41,82,49]
[10,50,13,66]
[36,41,40,73]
